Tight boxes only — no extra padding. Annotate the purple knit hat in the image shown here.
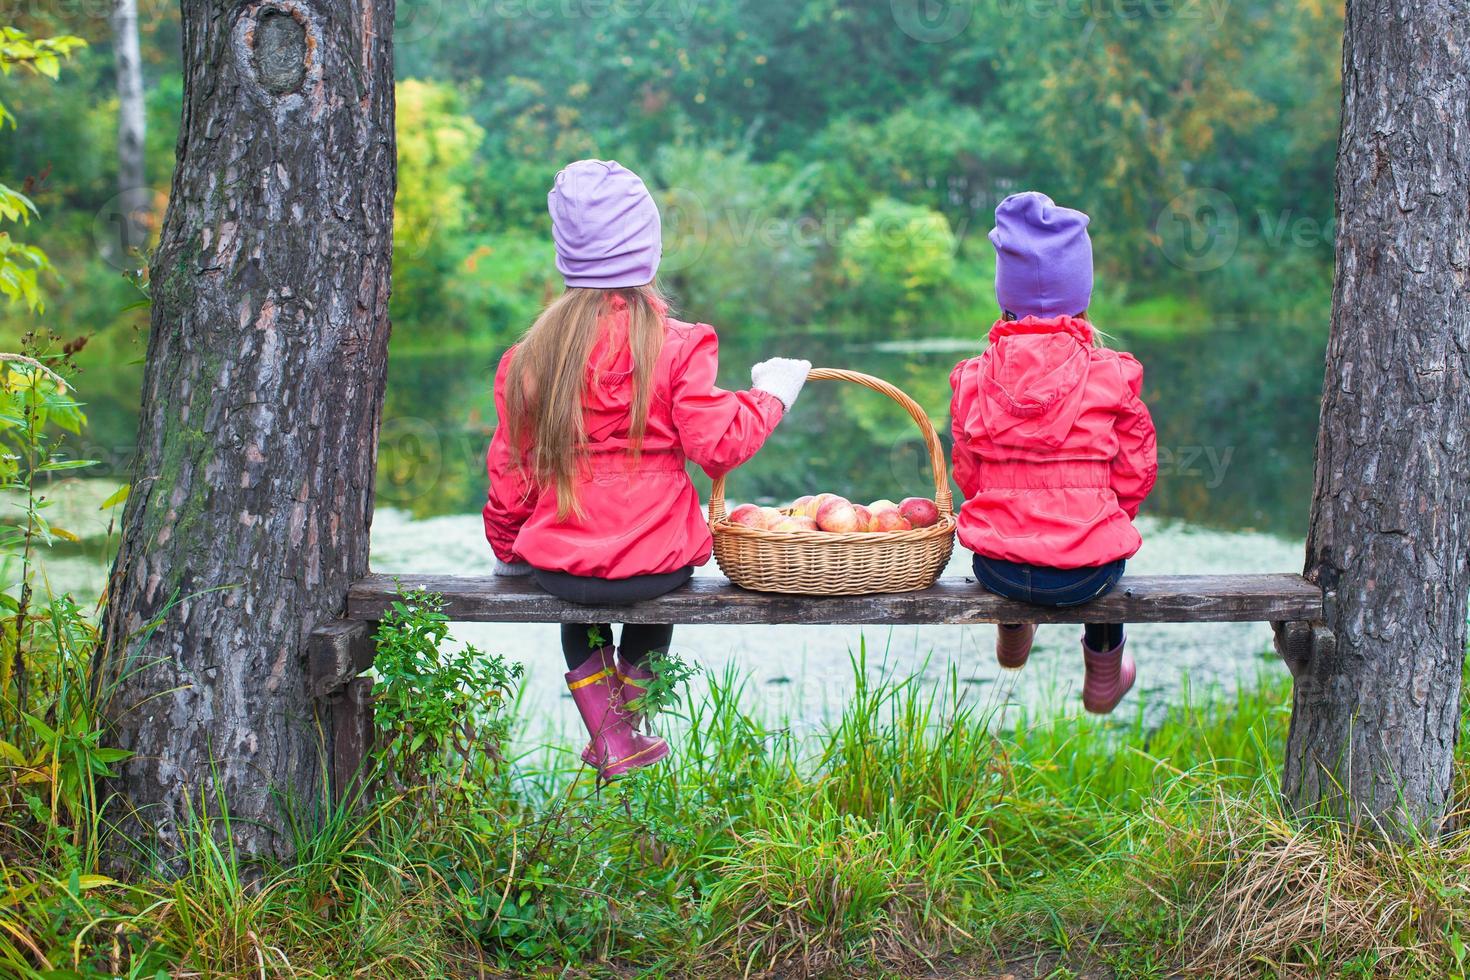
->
[989,192,1093,318]
[548,160,662,289]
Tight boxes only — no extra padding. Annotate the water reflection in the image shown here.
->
[380,322,1324,538]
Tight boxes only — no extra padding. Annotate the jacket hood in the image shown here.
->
[971,315,1094,450]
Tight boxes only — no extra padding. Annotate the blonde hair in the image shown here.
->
[505,283,667,519]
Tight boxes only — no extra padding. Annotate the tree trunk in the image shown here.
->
[109,0,148,255]
[1284,0,1470,834]
[98,0,395,865]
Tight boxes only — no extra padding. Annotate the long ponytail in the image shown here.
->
[504,283,667,519]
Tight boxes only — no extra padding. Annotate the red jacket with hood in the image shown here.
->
[484,301,785,578]
[949,315,1158,569]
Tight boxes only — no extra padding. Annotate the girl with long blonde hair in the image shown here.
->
[484,160,809,778]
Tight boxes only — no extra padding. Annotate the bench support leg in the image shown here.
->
[308,620,378,805]
[1271,620,1334,679]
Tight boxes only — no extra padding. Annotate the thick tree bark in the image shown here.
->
[1284,0,1470,834]
[98,0,395,864]
[110,0,148,253]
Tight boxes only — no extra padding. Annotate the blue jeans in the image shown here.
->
[972,555,1127,649]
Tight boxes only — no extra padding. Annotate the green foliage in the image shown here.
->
[0,27,84,314]
[652,142,820,331]
[370,588,520,804]
[392,79,488,338]
[838,198,958,329]
[0,351,124,899]
[634,650,701,719]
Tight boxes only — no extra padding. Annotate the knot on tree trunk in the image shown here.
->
[253,9,308,94]
[238,3,318,100]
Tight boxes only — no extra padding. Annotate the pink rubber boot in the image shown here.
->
[1081,635,1136,715]
[615,650,657,730]
[996,624,1037,670]
[566,647,670,778]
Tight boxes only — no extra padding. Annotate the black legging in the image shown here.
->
[533,566,693,671]
[1084,623,1125,650]
[561,623,673,671]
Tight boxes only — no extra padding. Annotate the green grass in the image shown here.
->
[5,642,1470,978]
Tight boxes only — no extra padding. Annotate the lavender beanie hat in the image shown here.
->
[548,160,662,289]
[989,192,1093,319]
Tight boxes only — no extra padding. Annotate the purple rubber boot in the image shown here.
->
[996,624,1037,670]
[566,646,669,778]
[1081,635,1136,715]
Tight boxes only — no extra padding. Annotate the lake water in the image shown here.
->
[43,322,1321,749]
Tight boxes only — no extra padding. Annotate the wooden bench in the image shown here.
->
[313,572,1324,800]
[343,572,1322,626]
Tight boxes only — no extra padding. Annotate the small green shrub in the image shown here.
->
[370,587,521,801]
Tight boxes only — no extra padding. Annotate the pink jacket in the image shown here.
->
[484,303,785,578]
[949,315,1158,569]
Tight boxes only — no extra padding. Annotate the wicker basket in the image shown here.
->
[709,368,956,595]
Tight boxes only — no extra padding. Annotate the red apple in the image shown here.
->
[899,497,940,529]
[815,498,862,533]
[851,504,873,531]
[728,503,765,528]
[807,493,839,516]
[790,494,815,517]
[772,515,819,532]
[871,509,913,533]
[757,506,786,529]
[868,498,899,514]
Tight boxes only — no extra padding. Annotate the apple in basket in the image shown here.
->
[851,503,873,532]
[869,498,899,515]
[815,497,863,533]
[809,493,843,516]
[790,494,815,517]
[870,508,913,533]
[727,503,765,528]
[899,497,941,529]
[772,515,819,532]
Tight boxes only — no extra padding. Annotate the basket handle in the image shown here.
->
[708,367,954,528]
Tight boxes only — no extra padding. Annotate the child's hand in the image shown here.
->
[751,358,812,410]
[494,559,533,577]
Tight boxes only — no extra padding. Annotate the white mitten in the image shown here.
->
[751,358,813,410]
[494,559,533,577]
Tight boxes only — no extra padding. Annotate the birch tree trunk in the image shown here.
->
[99,0,395,865]
[109,0,148,254]
[1284,0,1470,834]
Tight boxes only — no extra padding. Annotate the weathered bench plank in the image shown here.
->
[347,573,1322,626]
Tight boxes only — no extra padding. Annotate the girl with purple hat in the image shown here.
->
[949,192,1159,713]
[483,160,811,778]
